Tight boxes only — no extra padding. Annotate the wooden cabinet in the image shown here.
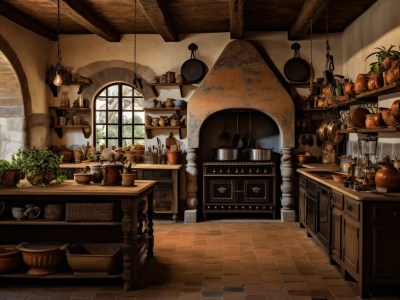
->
[49,107,91,138]
[298,175,307,227]
[305,179,318,236]
[144,108,186,139]
[331,190,343,264]
[135,166,182,220]
[317,184,331,252]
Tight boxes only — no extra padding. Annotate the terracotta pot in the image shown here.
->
[0,169,21,188]
[381,108,398,127]
[58,146,72,163]
[316,98,325,108]
[390,99,400,119]
[344,81,355,95]
[121,172,136,186]
[348,107,370,128]
[387,61,400,85]
[26,170,55,186]
[382,55,398,70]
[375,166,400,191]
[165,98,175,108]
[367,73,383,90]
[354,73,368,94]
[166,151,181,164]
[365,113,382,128]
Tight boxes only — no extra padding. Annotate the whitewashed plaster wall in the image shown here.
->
[342,0,400,150]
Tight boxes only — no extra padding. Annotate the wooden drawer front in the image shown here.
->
[344,197,360,221]
[154,181,173,191]
[154,199,172,212]
[307,179,318,196]
[371,203,400,221]
[331,191,344,210]
[143,170,172,180]
[154,190,173,199]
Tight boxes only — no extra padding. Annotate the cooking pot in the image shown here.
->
[284,43,310,82]
[326,120,344,144]
[248,148,272,161]
[348,107,370,128]
[215,148,239,161]
[101,163,123,185]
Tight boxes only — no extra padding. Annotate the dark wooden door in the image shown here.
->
[343,215,360,278]
[299,184,306,226]
[331,207,342,264]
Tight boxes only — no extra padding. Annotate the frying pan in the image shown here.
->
[181,43,207,84]
[284,43,310,82]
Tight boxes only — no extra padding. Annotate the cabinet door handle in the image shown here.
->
[252,186,261,194]
[217,187,226,194]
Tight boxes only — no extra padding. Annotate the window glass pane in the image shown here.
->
[134,98,144,109]
[96,111,106,124]
[96,98,107,110]
[122,112,132,124]
[134,112,144,124]
[99,90,106,97]
[133,89,142,97]
[122,98,132,110]
[107,85,118,96]
[108,112,118,123]
[123,139,133,147]
[107,98,119,110]
[96,139,106,151]
[122,125,132,138]
[134,125,145,138]
[134,139,145,146]
[108,139,118,149]
[96,125,106,138]
[108,125,119,138]
[122,85,132,96]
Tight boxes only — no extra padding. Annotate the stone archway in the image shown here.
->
[0,35,31,158]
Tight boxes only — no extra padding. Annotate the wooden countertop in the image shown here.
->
[60,163,183,170]
[0,180,156,196]
[297,168,400,201]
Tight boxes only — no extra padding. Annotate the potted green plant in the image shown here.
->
[0,159,21,188]
[12,147,64,186]
[365,45,400,76]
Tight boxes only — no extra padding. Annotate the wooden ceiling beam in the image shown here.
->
[229,0,244,39]
[137,0,178,42]
[288,0,330,40]
[50,0,121,42]
[0,2,57,40]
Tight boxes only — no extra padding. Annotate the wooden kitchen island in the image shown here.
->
[297,168,400,299]
[0,179,156,291]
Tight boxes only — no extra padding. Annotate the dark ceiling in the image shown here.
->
[0,0,377,42]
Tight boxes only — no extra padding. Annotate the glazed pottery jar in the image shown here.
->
[365,113,382,128]
[344,81,355,95]
[375,166,400,191]
[165,98,175,108]
[381,108,398,127]
[390,99,400,119]
[354,73,368,94]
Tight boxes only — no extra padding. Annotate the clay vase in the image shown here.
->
[375,166,400,191]
[365,113,382,128]
[367,73,383,90]
[381,108,398,127]
[316,98,325,108]
[165,98,175,108]
[382,55,398,71]
[387,61,400,85]
[344,81,355,95]
[354,73,368,94]
[390,99,400,119]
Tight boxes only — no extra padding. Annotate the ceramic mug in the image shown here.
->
[24,204,41,220]
[44,204,65,221]
[12,207,26,220]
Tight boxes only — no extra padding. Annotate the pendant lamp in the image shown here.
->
[53,0,62,86]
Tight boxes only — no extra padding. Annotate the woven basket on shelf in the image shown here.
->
[65,203,114,222]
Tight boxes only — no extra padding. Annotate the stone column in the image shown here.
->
[185,148,198,223]
[280,147,295,222]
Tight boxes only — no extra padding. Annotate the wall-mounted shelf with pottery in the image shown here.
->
[144,107,186,139]
[147,83,188,97]
[49,107,91,139]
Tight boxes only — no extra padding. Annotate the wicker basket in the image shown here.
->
[66,203,114,222]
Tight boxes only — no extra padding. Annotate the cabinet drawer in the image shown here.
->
[154,181,173,190]
[143,170,172,180]
[307,179,318,196]
[344,197,360,221]
[154,199,172,212]
[371,203,400,221]
[331,190,344,210]
[299,175,306,187]
[154,190,173,199]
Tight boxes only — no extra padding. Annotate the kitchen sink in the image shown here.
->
[307,171,337,179]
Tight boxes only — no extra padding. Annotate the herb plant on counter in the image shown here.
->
[11,147,64,186]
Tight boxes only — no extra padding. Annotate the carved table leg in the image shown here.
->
[122,199,138,291]
[146,190,154,257]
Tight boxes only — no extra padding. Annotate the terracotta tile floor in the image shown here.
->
[1,220,399,300]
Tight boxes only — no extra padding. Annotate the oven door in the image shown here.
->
[206,178,236,204]
[244,179,271,203]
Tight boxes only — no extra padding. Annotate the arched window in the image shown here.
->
[94,82,144,150]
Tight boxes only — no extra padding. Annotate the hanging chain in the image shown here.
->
[309,18,313,92]
[133,0,137,82]
[56,0,61,69]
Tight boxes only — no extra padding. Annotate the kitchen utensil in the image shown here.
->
[247,113,255,148]
[181,43,207,84]
[232,113,241,148]
[219,122,231,146]
[302,135,308,145]
[284,43,310,82]
[348,107,370,128]
[365,113,383,128]
[74,172,93,184]
[307,135,314,147]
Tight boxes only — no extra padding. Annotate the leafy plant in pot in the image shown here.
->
[12,147,64,186]
[0,159,22,188]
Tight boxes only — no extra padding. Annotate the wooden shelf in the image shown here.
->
[147,83,186,97]
[144,107,185,112]
[339,126,400,134]
[355,82,400,99]
[145,126,185,139]
[0,272,123,279]
[0,220,121,226]
[301,108,328,112]
[49,107,90,112]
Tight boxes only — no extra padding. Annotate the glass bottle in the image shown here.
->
[61,91,70,107]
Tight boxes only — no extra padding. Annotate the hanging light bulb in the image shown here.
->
[53,0,63,86]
